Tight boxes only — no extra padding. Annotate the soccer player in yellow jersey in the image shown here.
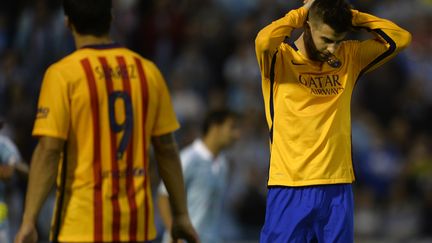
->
[255,0,411,242]
[14,0,199,243]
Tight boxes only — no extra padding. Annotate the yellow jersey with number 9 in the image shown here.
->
[33,43,179,242]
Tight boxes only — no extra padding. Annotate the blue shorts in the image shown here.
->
[260,184,353,243]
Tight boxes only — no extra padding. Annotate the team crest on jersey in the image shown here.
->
[298,74,344,96]
[36,107,50,119]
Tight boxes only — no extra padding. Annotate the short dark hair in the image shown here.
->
[309,0,353,33]
[63,0,112,36]
[202,109,237,136]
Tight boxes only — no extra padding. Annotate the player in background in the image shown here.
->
[255,0,411,242]
[14,0,198,242]
[0,120,29,243]
[157,109,240,243]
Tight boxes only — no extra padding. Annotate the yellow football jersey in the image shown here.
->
[33,43,180,242]
[255,8,411,186]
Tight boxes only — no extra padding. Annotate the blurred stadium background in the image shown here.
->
[0,0,431,242]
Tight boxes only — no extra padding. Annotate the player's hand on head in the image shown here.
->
[171,214,200,243]
[303,0,315,10]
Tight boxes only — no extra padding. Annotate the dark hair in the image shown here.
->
[202,109,237,135]
[309,0,353,33]
[63,0,112,36]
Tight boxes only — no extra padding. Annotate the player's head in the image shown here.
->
[202,109,240,149]
[304,0,352,64]
[62,0,112,37]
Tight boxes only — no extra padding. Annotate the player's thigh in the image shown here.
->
[260,187,314,243]
[315,184,354,243]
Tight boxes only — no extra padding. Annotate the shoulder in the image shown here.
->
[180,141,210,169]
[337,40,361,60]
[45,51,83,78]
[340,40,361,51]
[180,144,199,167]
[278,42,298,56]
[124,51,160,73]
[0,135,20,161]
[0,135,14,149]
[130,54,167,87]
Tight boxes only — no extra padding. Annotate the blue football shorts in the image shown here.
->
[260,184,354,243]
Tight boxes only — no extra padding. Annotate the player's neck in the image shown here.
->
[73,33,113,49]
[202,135,222,158]
[295,34,310,60]
[294,33,321,65]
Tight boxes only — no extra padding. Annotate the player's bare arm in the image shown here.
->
[15,136,64,243]
[152,133,200,243]
[157,193,172,232]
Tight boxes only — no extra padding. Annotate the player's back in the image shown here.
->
[33,43,179,242]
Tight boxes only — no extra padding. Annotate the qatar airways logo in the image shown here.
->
[298,74,344,96]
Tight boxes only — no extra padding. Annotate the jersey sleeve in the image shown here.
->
[32,65,70,139]
[149,62,180,136]
[351,10,412,75]
[255,7,308,79]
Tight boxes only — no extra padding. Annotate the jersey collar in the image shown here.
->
[193,139,214,161]
[81,42,122,50]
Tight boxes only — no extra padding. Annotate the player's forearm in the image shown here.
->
[157,194,173,230]
[352,10,412,51]
[22,138,62,224]
[255,7,308,55]
[152,134,188,217]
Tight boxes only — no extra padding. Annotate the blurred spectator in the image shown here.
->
[406,135,432,237]
[158,109,240,243]
[0,120,28,243]
[354,186,382,239]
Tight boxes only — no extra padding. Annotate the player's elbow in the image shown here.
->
[396,29,412,51]
[255,31,270,53]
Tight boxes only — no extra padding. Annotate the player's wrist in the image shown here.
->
[172,210,189,218]
[22,214,37,226]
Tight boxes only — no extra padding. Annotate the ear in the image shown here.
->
[65,16,77,33]
[307,18,320,30]
[64,16,71,29]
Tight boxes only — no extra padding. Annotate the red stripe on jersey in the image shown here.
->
[81,58,103,242]
[98,57,121,242]
[135,57,149,241]
[116,56,138,241]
